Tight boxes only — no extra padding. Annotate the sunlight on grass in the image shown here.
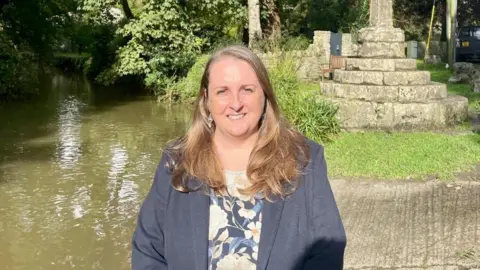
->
[418,60,480,108]
[324,132,480,180]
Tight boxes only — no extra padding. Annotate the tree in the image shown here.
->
[248,0,262,47]
[446,0,457,66]
[263,0,281,41]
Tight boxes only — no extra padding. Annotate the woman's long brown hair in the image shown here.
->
[164,45,310,199]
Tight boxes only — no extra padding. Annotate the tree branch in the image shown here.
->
[121,0,134,19]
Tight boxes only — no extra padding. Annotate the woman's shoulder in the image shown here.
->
[304,138,325,164]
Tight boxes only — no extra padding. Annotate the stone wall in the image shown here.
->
[341,33,360,57]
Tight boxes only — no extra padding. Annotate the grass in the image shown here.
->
[324,132,480,180]
[417,60,480,109]
[322,60,480,181]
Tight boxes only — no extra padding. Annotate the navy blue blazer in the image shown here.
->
[132,140,346,270]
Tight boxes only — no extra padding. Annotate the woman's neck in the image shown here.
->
[212,131,259,171]
[213,130,259,152]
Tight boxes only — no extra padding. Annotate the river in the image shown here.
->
[0,73,191,269]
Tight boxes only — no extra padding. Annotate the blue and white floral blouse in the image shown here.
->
[208,171,264,270]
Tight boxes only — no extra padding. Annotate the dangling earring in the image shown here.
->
[207,114,213,129]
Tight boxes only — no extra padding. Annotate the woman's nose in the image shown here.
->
[229,93,243,110]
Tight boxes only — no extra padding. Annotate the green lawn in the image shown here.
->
[417,61,480,109]
[320,61,480,181]
[324,132,480,180]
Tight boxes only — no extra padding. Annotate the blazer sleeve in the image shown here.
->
[303,144,346,270]
[131,153,171,270]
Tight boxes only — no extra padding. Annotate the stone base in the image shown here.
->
[320,95,468,130]
[345,58,417,71]
[334,70,430,85]
[358,27,405,43]
[360,42,405,58]
[320,82,447,102]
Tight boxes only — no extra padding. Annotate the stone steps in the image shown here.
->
[334,70,431,85]
[320,82,448,102]
[321,95,468,130]
[345,58,417,71]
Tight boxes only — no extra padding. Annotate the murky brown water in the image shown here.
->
[0,74,191,269]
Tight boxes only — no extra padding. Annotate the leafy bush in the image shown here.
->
[174,55,210,102]
[268,52,340,142]
[0,37,39,101]
[474,100,480,113]
[281,35,311,51]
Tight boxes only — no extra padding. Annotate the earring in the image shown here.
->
[207,114,213,129]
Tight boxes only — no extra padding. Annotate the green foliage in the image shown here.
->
[93,0,246,92]
[280,0,369,37]
[268,52,340,142]
[53,53,91,74]
[474,100,480,113]
[172,55,210,102]
[280,35,311,51]
[1,0,76,59]
[0,37,39,101]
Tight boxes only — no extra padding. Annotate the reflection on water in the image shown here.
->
[0,73,191,269]
[56,96,84,170]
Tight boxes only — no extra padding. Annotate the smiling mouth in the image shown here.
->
[228,113,246,120]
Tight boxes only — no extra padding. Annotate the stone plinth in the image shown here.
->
[334,70,431,85]
[317,0,469,131]
[359,42,405,58]
[322,95,468,130]
[321,82,448,102]
[358,27,405,43]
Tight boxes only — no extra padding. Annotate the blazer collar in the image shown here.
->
[189,185,210,270]
[187,181,285,270]
[257,195,285,270]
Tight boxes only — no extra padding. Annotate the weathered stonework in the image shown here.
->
[359,42,405,58]
[334,70,430,85]
[369,0,393,27]
[321,82,448,102]
[318,0,468,131]
[345,58,417,71]
[358,27,404,43]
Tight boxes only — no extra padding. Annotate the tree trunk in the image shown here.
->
[446,0,457,66]
[121,0,135,20]
[248,0,262,48]
[263,0,281,42]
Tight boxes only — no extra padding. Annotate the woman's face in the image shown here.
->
[207,56,266,140]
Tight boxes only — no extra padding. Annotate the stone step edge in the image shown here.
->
[319,93,465,105]
[333,70,431,85]
[319,82,449,103]
[344,58,417,71]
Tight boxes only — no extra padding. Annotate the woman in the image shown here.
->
[132,45,346,270]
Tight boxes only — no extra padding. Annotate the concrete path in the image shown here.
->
[331,179,480,270]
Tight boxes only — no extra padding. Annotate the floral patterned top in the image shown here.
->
[208,170,263,270]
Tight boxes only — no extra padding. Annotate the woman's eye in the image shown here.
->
[244,88,254,92]
[216,89,226,95]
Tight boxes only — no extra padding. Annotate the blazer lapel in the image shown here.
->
[257,196,285,270]
[188,183,209,270]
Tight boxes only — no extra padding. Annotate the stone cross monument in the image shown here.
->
[319,0,468,131]
[369,0,393,27]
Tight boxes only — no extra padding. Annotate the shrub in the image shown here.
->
[280,35,311,51]
[0,37,39,102]
[268,52,340,142]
